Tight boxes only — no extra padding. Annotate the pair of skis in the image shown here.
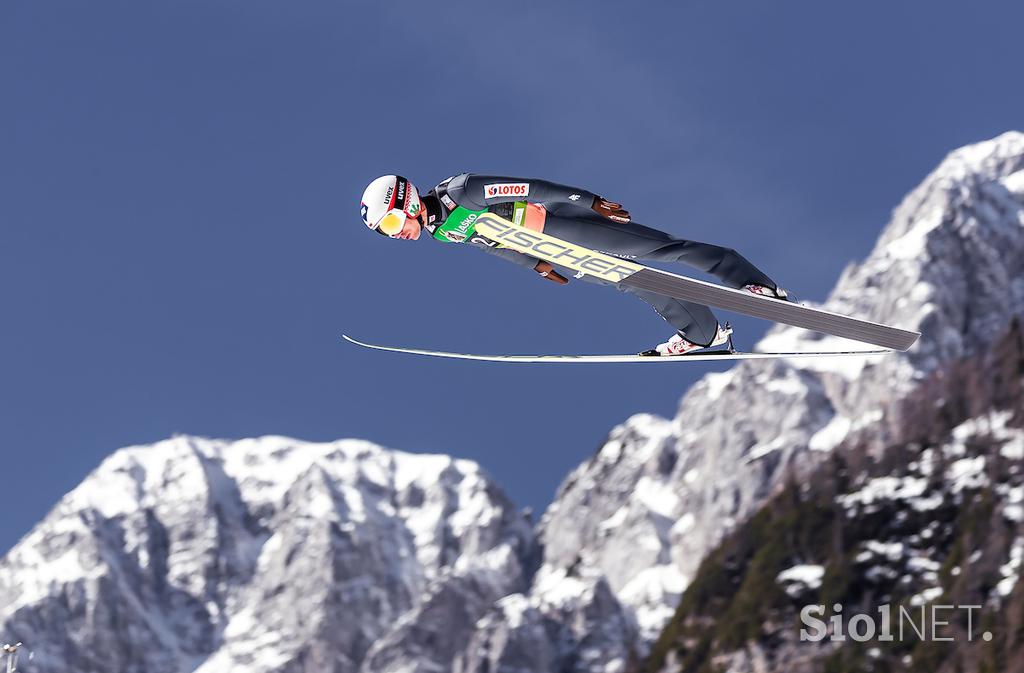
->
[345,214,919,364]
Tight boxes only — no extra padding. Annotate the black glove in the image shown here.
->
[591,196,631,223]
[534,261,569,285]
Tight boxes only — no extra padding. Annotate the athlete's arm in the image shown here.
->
[457,174,598,210]
[591,197,631,223]
[457,174,631,223]
[533,261,568,284]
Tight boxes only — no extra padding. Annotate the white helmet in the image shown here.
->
[359,175,422,237]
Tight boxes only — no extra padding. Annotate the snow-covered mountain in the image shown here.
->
[1,132,1022,673]
[0,437,535,672]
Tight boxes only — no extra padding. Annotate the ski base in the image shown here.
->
[342,335,889,364]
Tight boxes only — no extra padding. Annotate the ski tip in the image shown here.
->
[342,334,385,351]
[903,331,923,351]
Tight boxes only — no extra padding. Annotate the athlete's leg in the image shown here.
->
[575,273,721,346]
[544,214,778,290]
[623,286,721,346]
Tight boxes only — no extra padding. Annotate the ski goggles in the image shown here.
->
[373,209,409,237]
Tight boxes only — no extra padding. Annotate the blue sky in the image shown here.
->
[2,0,1022,553]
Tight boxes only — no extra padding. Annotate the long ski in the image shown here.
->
[472,214,920,352]
[342,334,888,364]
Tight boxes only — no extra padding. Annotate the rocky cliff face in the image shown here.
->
[645,320,1024,673]
[1,132,1022,673]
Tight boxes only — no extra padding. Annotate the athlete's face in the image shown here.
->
[389,184,423,241]
[393,212,422,240]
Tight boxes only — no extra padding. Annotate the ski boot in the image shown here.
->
[743,284,788,300]
[640,323,734,357]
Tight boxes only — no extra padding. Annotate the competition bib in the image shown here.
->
[434,202,527,243]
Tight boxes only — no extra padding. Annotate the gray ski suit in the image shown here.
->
[421,173,779,347]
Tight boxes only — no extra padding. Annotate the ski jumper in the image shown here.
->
[421,173,779,347]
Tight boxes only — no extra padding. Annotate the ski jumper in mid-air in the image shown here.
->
[359,174,788,356]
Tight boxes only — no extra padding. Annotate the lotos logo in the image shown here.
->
[484,183,530,199]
